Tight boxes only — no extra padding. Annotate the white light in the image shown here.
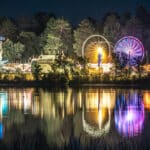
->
[125,47,132,55]
[97,47,103,54]
[126,111,135,122]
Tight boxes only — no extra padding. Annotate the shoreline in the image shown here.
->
[0,80,149,89]
[82,83,139,87]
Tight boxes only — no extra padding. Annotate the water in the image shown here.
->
[0,87,150,150]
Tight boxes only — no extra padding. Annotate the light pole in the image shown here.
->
[97,47,103,79]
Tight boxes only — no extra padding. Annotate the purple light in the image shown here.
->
[115,93,145,137]
[114,36,144,66]
[115,106,144,137]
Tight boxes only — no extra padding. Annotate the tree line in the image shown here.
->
[1,5,150,63]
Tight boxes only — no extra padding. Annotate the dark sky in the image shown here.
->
[0,0,150,24]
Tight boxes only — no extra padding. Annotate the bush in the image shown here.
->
[101,74,110,83]
[59,74,68,85]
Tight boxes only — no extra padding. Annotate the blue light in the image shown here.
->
[0,123,3,139]
[0,92,8,116]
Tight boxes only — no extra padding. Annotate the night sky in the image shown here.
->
[0,0,150,24]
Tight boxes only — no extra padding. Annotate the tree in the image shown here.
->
[19,31,40,61]
[103,14,122,43]
[112,53,122,79]
[73,19,95,56]
[31,61,42,80]
[56,18,73,56]
[41,18,73,56]
[17,16,32,32]
[2,39,24,62]
[120,12,131,25]
[43,34,62,55]
[0,18,18,41]
[136,6,150,63]
[143,28,150,63]
[136,56,142,78]
[34,12,52,34]
[14,42,25,61]
[122,16,143,40]
[136,5,150,25]
[2,39,14,61]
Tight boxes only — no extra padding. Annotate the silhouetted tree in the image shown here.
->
[136,5,150,25]
[34,12,52,34]
[19,31,40,61]
[122,16,143,40]
[103,13,122,43]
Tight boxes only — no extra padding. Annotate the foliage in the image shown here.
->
[31,61,42,80]
[19,31,40,61]
[122,16,143,39]
[34,12,50,34]
[73,19,95,56]
[2,39,25,62]
[41,18,73,55]
[0,18,18,41]
[103,14,122,43]
[0,8,149,83]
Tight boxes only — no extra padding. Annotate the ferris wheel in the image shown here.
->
[114,36,144,66]
[82,34,111,64]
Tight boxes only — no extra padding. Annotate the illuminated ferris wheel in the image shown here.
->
[82,35,111,64]
[114,36,144,66]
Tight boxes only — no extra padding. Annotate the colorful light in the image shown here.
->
[97,47,103,54]
[0,92,8,116]
[0,123,3,139]
[115,92,145,137]
[114,36,144,66]
[82,90,113,137]
[143,91,150,110]
[82,35,111,64]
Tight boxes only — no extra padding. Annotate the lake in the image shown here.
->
[0,87,150,150]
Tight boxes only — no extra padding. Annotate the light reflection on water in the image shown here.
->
[0,88,150,148]
[114,91,144,137]
[82,89,114,137]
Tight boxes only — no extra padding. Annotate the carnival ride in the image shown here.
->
[114,36,144,67]
[82,34,112,73]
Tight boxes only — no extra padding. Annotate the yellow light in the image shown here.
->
[144,92,150,110]
[97,47,103,54]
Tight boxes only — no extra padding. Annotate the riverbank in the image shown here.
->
[0,78,150,89]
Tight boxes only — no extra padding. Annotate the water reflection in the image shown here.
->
[0,92,8,117]
[0,92,8,139]
[143,91,150,110]
[0,88,149,149]
[82,89,115,137]
[0,123,3,139]
[115,91,145,137]
[9,89,33,113]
